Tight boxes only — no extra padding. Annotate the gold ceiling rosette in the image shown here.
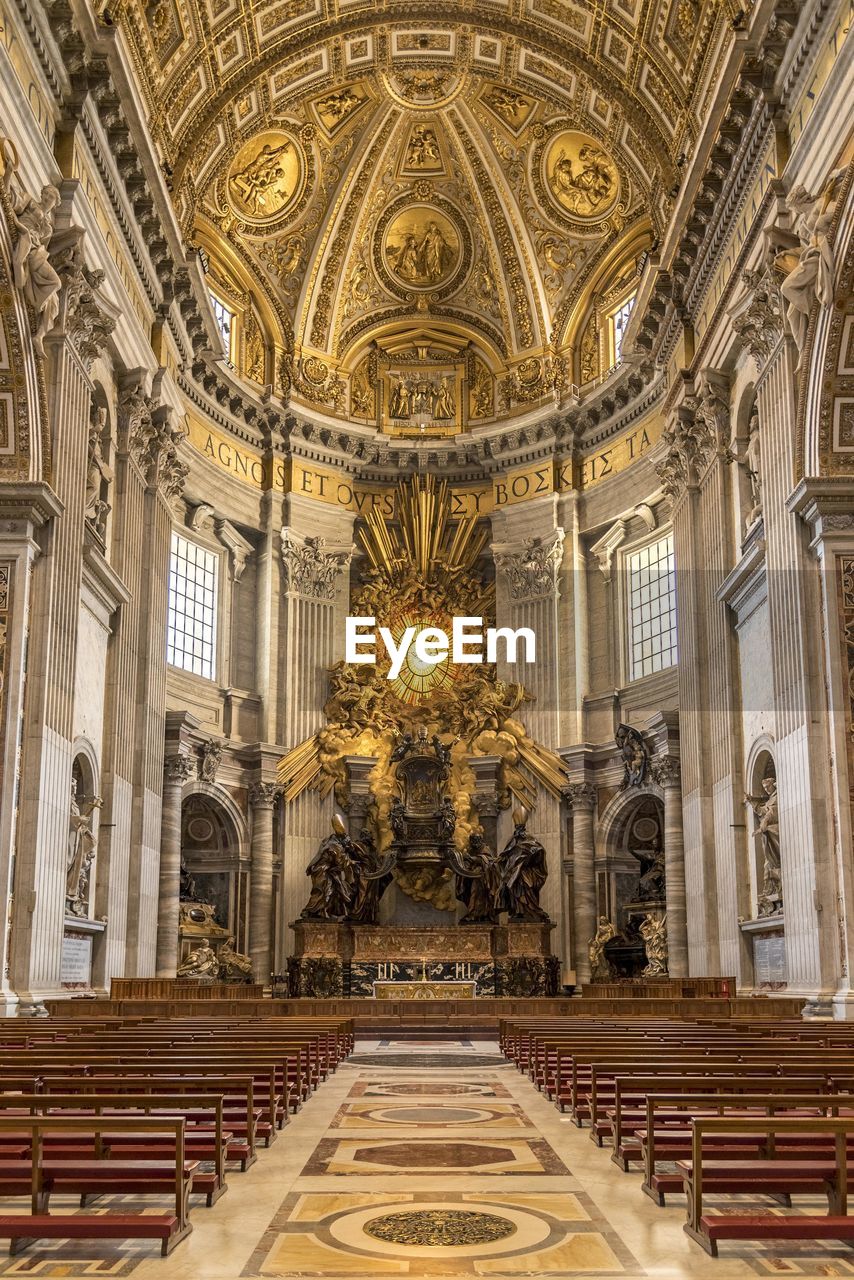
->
[277,477,571,854]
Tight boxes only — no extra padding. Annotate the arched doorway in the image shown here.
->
[180,791,248,962]
[596,789,666,978]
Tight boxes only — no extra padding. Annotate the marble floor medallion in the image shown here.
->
[363,1208,517,1245]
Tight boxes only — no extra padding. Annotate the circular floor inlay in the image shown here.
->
[364,1210,516,1247]
[376,1106,485,1124]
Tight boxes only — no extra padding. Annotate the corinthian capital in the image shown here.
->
[50,228,116,369]
[494,529,565,602]
[249,781,282,808]
[164,752,194,784]
[567,781,597,810]
[727,265,785,371]
[655,402,716,501]
[650,755,681,788]
[280,529,353,600]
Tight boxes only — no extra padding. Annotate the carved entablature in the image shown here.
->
[655,402,717,500]
[728,265,785,372]
[280,529,353,600]
[494,529,565,602]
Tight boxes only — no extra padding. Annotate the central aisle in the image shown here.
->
[120,1038,840,1280]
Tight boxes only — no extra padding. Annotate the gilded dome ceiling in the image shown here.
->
[109,0,735,426]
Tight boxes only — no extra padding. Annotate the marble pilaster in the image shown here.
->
[155,751,193,976]
[249,781,281,985]
[650,756,688,977]
[567,782,597,985]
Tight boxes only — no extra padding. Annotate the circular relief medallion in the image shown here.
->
[543,131,620,220]
[364,1210,516,1247]
[227,129,304,223]
[376,199,469,300]
[632,816,660,842]
[186,816,214,842]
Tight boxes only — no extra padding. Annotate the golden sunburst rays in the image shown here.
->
[277,734,327,800]
[360,474,492,612]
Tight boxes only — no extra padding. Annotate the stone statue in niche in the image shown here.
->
[218,936,253,980]
[496,808,550,922]
[588,916,617,981]
[746,759,782,917]
[1,139,62,356]
[84,404,113,535]
[66,776,102,917]
[616,724,649,788]
[629,837,666,903]
[447,831,502,924]
[727,404,762,528]
[640,912,668,976]
[176,937,219,978]
[778,171,844,362]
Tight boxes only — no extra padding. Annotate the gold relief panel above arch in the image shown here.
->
[373,195,472,302]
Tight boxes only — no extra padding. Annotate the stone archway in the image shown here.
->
[596,786,666,978]
[180,789,247,960]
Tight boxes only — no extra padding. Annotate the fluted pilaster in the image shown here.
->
[568,782,597,985]
[249,781,281,985]
[155,752,193,976]
[650,756,688,977]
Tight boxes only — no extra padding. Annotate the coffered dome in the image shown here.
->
[110,0,734,427]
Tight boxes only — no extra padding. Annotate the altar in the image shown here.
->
[373,981,477,999]
[285,728,561,999]
[287,920,559,998]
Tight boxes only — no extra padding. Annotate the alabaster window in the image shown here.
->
[610,295,635,366]
[167,532,219,680]
[209,291,235,361]
[626,532,677,681]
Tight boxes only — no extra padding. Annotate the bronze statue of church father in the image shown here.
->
[288,730,558,998]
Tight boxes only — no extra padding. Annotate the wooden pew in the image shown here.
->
[0,1114,194,1256]
[681,1116,854,1256]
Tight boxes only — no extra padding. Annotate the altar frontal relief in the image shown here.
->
[278,475,570,912]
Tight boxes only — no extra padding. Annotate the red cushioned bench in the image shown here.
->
[681,1115,854,1256]
[0,1114,194,1256]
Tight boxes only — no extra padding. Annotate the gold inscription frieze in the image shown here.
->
[184,410,664,501]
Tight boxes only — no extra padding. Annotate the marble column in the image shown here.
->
[155,752,193,976]
[568,782,597,985]
[651,756,688,977]
[249,782,281,985]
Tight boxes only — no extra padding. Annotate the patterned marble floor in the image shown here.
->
[0,1039,851,1278]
